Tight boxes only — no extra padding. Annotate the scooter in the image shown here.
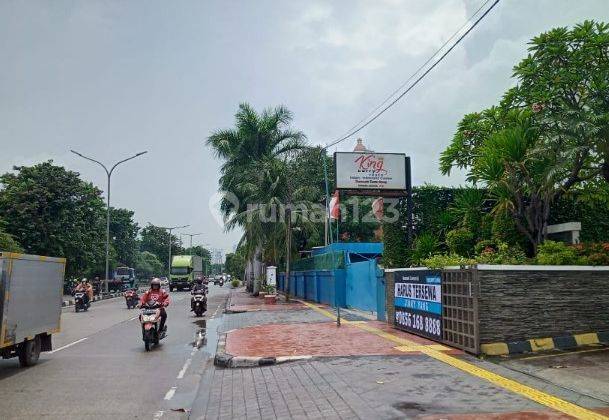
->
[191,291,207,317]
[124,289,139,309]
[139,301,166,351]
[73,291,89,312]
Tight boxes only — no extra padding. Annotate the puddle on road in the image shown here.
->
[191,316,222,356]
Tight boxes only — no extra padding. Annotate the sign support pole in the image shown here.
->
[322,150,331,245]
[405,157,413,248]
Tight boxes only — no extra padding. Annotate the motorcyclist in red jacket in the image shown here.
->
[139,278,170,332]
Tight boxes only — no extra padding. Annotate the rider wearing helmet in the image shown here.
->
[139,278,170,332]
[74,278,91,307]
[190,277,207,311]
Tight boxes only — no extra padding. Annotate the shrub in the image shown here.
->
[476,242,527,265]
[474,239,497,255]
[411,233,439,264]
[262,284,276,294]
[231,279,240,288]
[421,254,475,269]
[0,230,23,252]
[572,242,609,266]
[536,241,579,265]
[445,228,475,256]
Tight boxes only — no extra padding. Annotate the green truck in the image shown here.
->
[169,255,203,291]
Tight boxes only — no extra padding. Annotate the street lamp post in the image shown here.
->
[181,232,203,249]
[157,225,189,278]
[71,150,147,294]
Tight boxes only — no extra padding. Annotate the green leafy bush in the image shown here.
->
[262,284,276,294]
[231,279,240,288]
[572,242,609,266]
[445,228,475,256]
[411,233,439,264]
[476,242,527,265]
[536,241,580,265]
[0,231,23,253]
[421,254,475,269]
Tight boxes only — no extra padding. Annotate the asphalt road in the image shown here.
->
[0,284,230,420]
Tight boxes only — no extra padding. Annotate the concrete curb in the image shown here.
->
[213,332,312,368]
[61,292,123,308]
[481,331,609,356]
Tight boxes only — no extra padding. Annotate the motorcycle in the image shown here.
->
[191,290,207,317]
[139,301,166,351]
[73,290,89,312]
[124,289,139,309]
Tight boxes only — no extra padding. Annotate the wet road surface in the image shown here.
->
[0,284,229,420]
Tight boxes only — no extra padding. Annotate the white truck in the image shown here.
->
[0,252,64,367]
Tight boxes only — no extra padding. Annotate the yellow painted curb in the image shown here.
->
[530,337,555,352]
[574,333,599,346]
[480,342,509,356]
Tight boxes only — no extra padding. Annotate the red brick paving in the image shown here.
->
[225,320,463,358]
[228,289,306,312]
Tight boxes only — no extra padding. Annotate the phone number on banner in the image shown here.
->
[395,309,441,338]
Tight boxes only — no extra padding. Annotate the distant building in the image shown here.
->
[353,138,371,152]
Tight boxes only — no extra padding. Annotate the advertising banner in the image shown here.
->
[335,152,406,191]
[393,270,442,340]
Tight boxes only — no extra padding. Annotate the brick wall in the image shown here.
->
[478,268,609,343]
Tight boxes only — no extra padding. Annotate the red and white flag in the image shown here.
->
[329,191,340,220]
[372,197,384,221]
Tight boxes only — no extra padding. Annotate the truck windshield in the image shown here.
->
[116,268,130,276]
[171,267,190,275]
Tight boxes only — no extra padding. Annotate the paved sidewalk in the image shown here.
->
[226,288,306,313]
[189,288,609,419]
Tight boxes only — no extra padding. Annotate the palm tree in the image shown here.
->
[207,103,306,292]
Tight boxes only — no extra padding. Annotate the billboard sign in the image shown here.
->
[335,152,406,191]
[393,270,442,340]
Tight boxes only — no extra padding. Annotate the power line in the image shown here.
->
[324,0,501,150]
[331,0,494,144]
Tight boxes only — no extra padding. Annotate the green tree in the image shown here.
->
[440,21,609,254]
[225,247,246,280]
[207,103,306,288]
[0,218,23,252]
[134,250,164,279]
[0,161,107,277]
[109,207,139,268]
[505,20,609,183]
[139,224,183,270]
[468,113,563,253]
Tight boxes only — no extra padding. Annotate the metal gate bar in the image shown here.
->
[441,269,479,354]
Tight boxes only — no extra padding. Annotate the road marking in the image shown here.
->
[48,337,88,354]
[177,358,192,379]
[153,410,164,418]
[129,315,138,321]
[164,387,176,400]
[300,301,607,420]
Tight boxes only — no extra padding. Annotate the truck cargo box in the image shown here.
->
[0,253,64,350]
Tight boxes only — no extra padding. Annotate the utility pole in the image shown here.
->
[285,207,292,302]
[157,224,189,277]
[181,232,203,250]
[71,150,147,294]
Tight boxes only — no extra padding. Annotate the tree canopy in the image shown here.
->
[0,161,108,277]
[440,21,609,254]
[109,207,139,268]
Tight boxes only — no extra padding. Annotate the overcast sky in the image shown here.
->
[1,0,608,254]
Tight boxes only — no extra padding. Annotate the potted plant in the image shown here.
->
[262,284,277,304]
